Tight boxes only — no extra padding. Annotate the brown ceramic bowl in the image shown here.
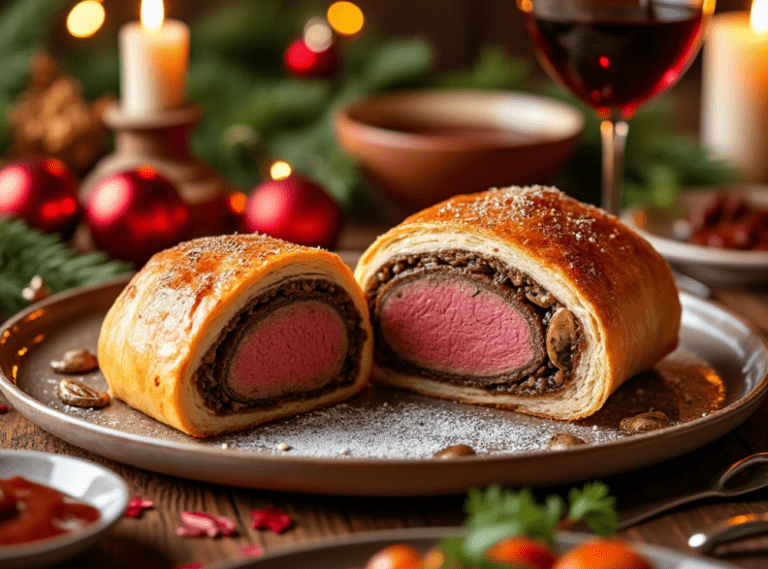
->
[333,89,585,213]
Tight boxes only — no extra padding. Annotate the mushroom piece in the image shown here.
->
[546,308,577,370]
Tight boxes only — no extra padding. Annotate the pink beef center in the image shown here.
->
[227,301,348,399]
[380,280,534,376]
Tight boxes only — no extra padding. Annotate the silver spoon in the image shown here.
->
[689,513,768,553]
[618,452,768,530]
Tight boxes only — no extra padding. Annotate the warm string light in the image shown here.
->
[270,161,292,180]
[327,2,364,36]
[304,16,334,52]
[751,0,768,34]
[66,0,105,38]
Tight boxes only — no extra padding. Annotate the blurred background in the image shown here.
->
[0,0,743,211]
[0,0,752,315]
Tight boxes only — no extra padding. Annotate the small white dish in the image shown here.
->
[621,185,768,287]
[0,450,129,568]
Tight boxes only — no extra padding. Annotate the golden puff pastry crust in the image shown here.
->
[354,185,681,420]
[98,234,373,438]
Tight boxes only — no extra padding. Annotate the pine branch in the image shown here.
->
[0,219,132,317]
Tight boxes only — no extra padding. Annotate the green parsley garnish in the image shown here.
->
[448,481,618,567]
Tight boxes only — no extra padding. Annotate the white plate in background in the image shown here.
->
[622,185,768,287]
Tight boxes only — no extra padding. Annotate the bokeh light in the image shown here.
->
[327,2,364,36]
[270,161,292,180]
[304,16,334,52]
[66,1,105,38]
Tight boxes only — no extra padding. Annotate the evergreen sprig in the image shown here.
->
[0,219,131,317]
[0,0,69,154]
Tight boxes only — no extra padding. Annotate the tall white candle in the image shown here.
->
[119,0,190,116]
[701,2,768,182]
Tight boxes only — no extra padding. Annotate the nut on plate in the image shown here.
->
[50,349,98,374]
[620,411,670,433]
[57,378,110,408]
[546,433,586,450]
[433,444,476,459]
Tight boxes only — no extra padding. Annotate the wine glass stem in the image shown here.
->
[600,118,629,215]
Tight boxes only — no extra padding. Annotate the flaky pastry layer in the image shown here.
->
[98,234,373,438]
[354,186,681,420]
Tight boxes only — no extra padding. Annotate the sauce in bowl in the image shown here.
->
[0,476,100,546]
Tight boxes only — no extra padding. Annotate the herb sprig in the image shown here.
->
[446,482,618,567]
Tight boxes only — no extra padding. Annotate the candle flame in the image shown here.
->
[270,161,292,180]
[751,0,768,34]
[66,0,105,38]
[141,0,165,32]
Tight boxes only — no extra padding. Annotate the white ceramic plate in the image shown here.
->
[211,527,740,569]
[0,450,129,569]
[621,185,768,287]
[0,277,766,496]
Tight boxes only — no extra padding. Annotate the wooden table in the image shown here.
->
[3,226,768,568]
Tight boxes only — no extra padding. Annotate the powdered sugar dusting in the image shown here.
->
[215,391,624,459]
[425,186,642,294]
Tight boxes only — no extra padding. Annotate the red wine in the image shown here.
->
[524,5,703,117]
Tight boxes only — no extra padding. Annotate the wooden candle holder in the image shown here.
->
[80,103,232,237]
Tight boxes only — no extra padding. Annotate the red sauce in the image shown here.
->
[0,476,100,546]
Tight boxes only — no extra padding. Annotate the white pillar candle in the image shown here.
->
[701,5,768,182]
[119,0,189,116]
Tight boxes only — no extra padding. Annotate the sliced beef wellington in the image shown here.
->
[98,234,373,438]
[354,185,681,420]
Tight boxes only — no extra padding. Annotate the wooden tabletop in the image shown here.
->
[3,228,768,568]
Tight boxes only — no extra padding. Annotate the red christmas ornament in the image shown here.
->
[284,38,339,77]
[0,158,81,239]
[85,166,190,266]
[244,173,342,250]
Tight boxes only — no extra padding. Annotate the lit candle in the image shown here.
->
[119,0,190,116]
[701,0,768,182]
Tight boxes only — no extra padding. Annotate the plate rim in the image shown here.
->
[1,278,767,495]
[0,449,129,565]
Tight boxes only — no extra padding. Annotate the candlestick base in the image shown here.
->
[81,103,233,237]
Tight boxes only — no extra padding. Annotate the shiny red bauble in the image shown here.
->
[244,174,342,250]
[85,166,190,266]
[0,158,81,239]
[284,39,339,77]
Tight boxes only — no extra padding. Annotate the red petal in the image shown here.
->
[0,405,8,413]
[125,495,154,518]
[180,512,221,537]
[251,505,292,533]
[239,544,265,557]
[178,511,238,538]
[176,525,207,538]
[214,515,237,536]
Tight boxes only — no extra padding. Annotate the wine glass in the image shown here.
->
[517,0,715,214]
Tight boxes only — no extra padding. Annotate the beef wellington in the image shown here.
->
[98,234,373,437]
[354,186,681,420]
